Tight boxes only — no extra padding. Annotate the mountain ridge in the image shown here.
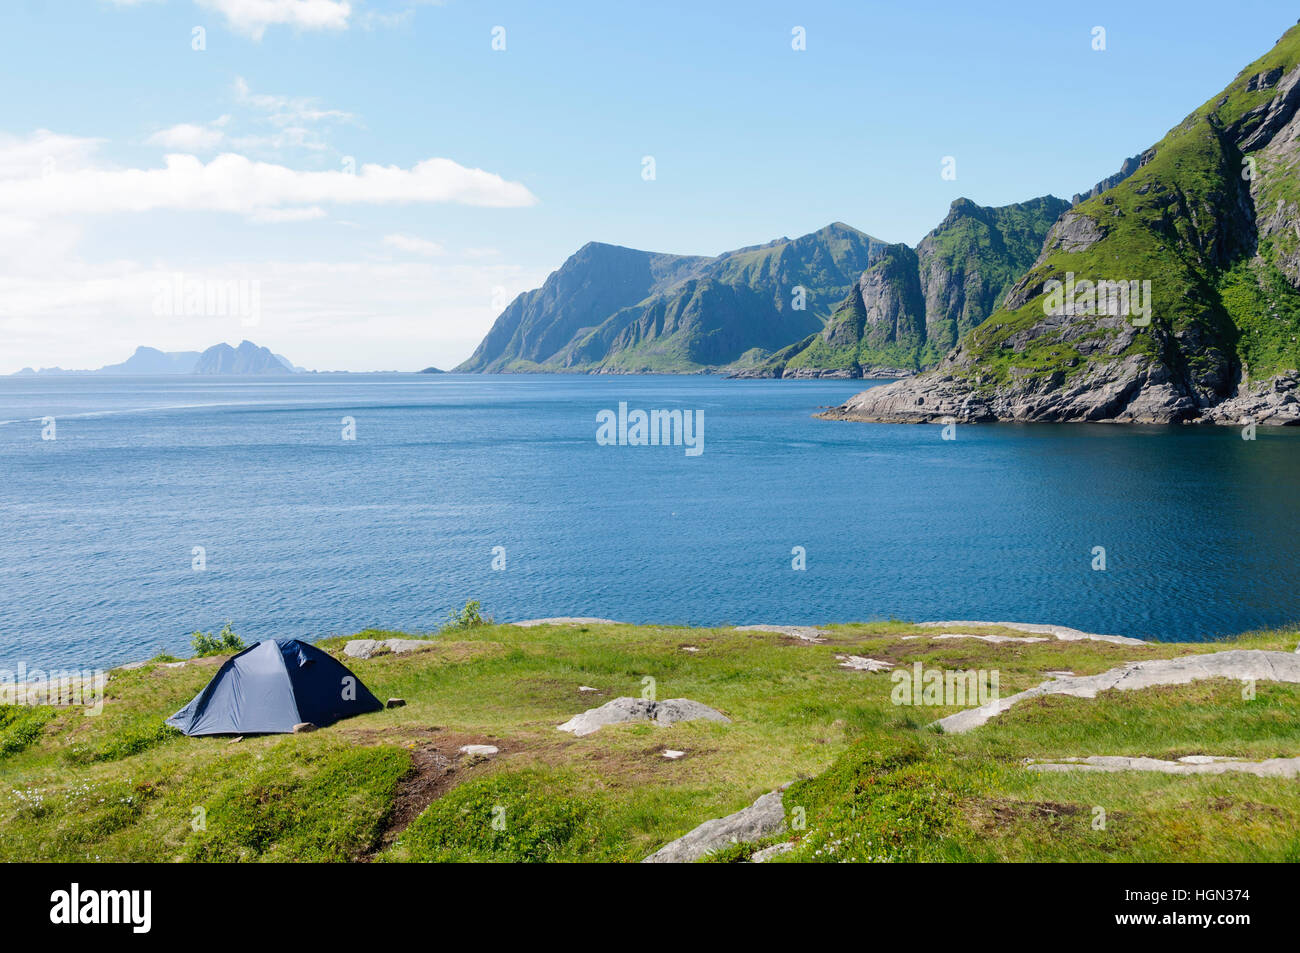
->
[456,205,1070,377]
[456,222,890,374]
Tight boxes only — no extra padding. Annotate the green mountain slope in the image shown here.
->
[455,224,889,373]
[738,196,1069,378]
[827,22,1300,425]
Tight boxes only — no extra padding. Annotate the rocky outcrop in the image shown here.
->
[344,638,434,659]
[913,620,1146,645]
[733,624,827,642]
[1070,150,1155,206]
[510,617,622,627]
[936,650,1300,734]
[836,655,894,671]
[556,697,730,736]
[1202,372,1300,424]
[641,789,787,863]
[1027,754,1300,777]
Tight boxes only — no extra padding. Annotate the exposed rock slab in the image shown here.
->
[750,841,795,863]
[903,633,1048,644]
[385,639,431,654]
[836,655,894,672]
[936,650,1300,733]
[344,637,435,660]
[557,697,730,736]
[917,621,1146,645]
[642,790,786,863]
[1027,754,1300,778]
[511,617,622,627]
[735,624,827,642]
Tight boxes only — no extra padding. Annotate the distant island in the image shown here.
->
[14,341,306,377]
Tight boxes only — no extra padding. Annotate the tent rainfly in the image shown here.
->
[166,638,383,736]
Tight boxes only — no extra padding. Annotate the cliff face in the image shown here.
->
[736,197,1068,378]
[825,23,1300,426]
[456,224,887,374]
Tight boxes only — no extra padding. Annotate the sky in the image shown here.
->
[0,0,1295,373]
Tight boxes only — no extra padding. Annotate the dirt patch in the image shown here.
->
[1196,796,1285,818]
[967,797,1101,833]
[364,729,510,858]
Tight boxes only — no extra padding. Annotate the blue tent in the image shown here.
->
[166,638,383,736]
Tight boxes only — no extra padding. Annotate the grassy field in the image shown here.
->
[2,618,1298,862]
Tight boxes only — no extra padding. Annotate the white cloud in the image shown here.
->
[196,0,352,39]
[248,205,327,223]
[233,76,354,127]
[145,121,227,151]
[383,233,443,256]
[0,135,538,218]
[0,130,102,179]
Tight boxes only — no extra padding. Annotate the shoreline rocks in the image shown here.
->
[917,621,1146,645]
[735,624,827,643]
[510,617,622,628]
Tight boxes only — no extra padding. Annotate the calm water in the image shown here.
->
[2,373,1298,669]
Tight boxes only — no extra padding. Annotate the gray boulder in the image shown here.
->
[642,791,786,863]
[343,639,381,659]
[557,697,730,736]
[343,637,434,660]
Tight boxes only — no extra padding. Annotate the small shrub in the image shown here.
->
[442,600,492,632]
[191,622,246,658]
[0,706,54,758]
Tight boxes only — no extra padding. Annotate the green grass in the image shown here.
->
[385,769,615,862]
[2,619,1299,862]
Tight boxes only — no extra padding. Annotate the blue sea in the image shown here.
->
[2,373,1298,669]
